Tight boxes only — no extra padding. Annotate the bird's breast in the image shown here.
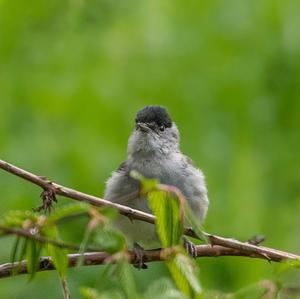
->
[129,154,182,186]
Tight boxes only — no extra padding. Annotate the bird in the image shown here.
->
[104,106,209,263]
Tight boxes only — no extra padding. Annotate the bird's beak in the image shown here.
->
[136,122,150,132]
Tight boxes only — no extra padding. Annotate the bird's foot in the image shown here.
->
[248,235,265,245]
[133,242,148,269]
[183,236,197,258]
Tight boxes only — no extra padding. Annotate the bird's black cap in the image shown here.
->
[135,106,172,128]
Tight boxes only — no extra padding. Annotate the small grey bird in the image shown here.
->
[104,106,209,250]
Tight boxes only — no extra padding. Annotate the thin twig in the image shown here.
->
[0,225,99,252]
[0,159,300,264]
[61,277,72,299]
[207,234,300,261]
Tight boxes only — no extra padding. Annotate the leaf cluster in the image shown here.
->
[1,174,299,298]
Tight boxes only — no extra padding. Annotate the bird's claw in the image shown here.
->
[133,242,148,269]
[183,236,197,258]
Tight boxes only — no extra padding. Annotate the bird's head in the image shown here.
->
[128,106,180,156]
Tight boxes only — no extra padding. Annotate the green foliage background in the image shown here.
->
[1,0,300,298]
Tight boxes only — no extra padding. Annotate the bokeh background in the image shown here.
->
[1,0,300,298]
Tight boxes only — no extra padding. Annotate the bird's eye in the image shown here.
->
[159,125,165,131]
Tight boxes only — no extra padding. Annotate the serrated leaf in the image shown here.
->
[47,203,91,223]
[93,227,126,254]
[130,170,159,194]
[167,253,201,297]
[48,244,68,278]
[144,278,187,299]
[100,207,119,222]
[77,211,126,265]
[128,172,202,297]
[167,259,190,297]
[175,254,201,293]
[81,287,125,299]
[115,259,139,299]
[148,191,183,247]
[130,172,184,247]
[185,205,207,243]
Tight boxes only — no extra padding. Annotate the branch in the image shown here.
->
[207,234,300,262]
[0,222,299,277]
[0,160,155,224]
[0,243,295,279]
[0,225,98,252]
[0,159,300,264]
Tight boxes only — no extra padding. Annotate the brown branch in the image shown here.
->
[207,234,300,262]
[0,243,295,279]
[0,159,300,264]
[0,160,155,224]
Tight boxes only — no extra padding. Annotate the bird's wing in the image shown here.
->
[180,155,209,223]
[104,161,140,205]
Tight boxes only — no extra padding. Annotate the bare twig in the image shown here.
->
[0,159,300,265]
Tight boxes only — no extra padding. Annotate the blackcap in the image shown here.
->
[104,106,209,248]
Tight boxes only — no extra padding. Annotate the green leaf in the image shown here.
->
[115,259,140,299]
[47,203,91,223]
[129,171,201,297]
[185,204,207,243]
[10,237,28,276]
[93,227,126,254]
[175,254,201,294]
[276,259,300,273]
[130,170,159,194]
[166,253,201,297]
[2,210,39,228]
[42,222,59,240]
[47,244,68,278]
[144,277,187,299]
[81,287,101,299]
[167,259,190,297]
[77,228,93,266]
[233,280,278,299]
[26,239,42,280]
[130,171,184,247]
[148,191,183,247]
[10,237,21,276]
[100,207,119,222]
[81,287,125,299]
[19,237,28,262]
[10,237,20,265]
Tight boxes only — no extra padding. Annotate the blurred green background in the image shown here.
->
[1,0,300,298]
